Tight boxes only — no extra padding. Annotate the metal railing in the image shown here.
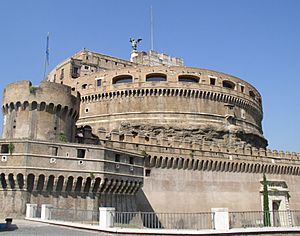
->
[113,212,214,230]
[229,210,300,228]
[33,206,41,218]
[49,207,99,225]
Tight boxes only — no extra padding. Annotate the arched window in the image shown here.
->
[178,75,199,83]
[112,75,133,84]
[146,73,167,82]
[222,80,235,90]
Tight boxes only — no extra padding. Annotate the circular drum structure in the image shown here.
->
[77,66,267,148]
[2,81,80,142]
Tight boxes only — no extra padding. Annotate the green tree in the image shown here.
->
[263,173,271,226]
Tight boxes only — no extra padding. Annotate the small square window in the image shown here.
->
[1,144,9,154]
[145,169,151,177]
[77,149,86,158]
[96,79,102,87]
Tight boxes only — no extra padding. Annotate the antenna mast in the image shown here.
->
[150,6,154,51]
[43,32,50,80]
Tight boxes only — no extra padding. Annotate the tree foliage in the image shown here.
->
[263,173,271,226]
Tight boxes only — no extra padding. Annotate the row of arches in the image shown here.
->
[81,88,261,117]
[0,173,142,195]
[108,73,258,101]
[146,155,300,176]
[2,101,79,120]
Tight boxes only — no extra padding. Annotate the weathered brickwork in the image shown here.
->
[0,49,299,217]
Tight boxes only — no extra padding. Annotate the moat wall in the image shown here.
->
[137,168,300,213]
[0,190,138,218]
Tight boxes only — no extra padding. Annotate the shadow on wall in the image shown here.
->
[136,189,155,212]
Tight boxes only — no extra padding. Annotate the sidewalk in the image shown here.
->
[26,217,300,235]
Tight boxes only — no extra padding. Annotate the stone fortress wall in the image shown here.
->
[75,66,266,148]
[2,81,80,142]
[99,131,300,213]
[0,80,144,217]
[1,48,299,218]
[43,49,300,215]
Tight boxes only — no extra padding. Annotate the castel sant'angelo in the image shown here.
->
[1,40,300,218]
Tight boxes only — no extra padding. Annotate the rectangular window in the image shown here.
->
[115,154,120,162]
[241,85,245,93]
[72,67,78,74]
[51,146,58,156]
[210,78,216,85]
[96,79,102,87]
[129,156,134,165]
[77,149,86,158]
[145,169,151,177]
[60,69,64,79]
[1,144,9,154]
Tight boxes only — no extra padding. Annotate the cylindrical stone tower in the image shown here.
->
[77,66,267,148]
[2,81,80,142]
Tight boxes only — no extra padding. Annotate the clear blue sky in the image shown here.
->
[0,0,299,152]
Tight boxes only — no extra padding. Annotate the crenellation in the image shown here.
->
[2,48,300,217]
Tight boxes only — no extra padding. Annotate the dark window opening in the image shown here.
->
[77,149,86,158]
[145,169,151,177]
[96,79,102,87]
[178,75,199,83]
[71,67,80,78]
[85,108,89,113]
[241,85,245,93]
[145,136,150,142]
[222,80,235,90]
[249,91,256,99]
[82,84,87,89]
[112,75,133,84]
[84,66,89,70]
[210,78,216,85]
[115,154,120,162]
[119,134,124,141]
[258,98,262,104]
[129,156,134,165]
[51,147,58,156]
[60,69,64,79]
[1,144,9,154]
[146,73,167,82]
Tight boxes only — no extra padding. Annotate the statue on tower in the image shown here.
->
[130,38,142,51]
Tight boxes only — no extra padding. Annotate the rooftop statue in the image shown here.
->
[130,38,142,51]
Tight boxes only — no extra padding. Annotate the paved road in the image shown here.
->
[0,220,104,236]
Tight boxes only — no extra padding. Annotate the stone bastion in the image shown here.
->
[2,81,80,142]
[75,66,267,148]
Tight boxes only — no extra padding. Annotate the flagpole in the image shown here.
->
[43,32,50,80]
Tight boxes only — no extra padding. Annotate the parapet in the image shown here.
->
[99,131,300,162]
[2,81,80,142]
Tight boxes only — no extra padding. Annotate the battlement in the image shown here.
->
[2,81,80,142]
[98,131,300,162]
[131,50,184,66]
